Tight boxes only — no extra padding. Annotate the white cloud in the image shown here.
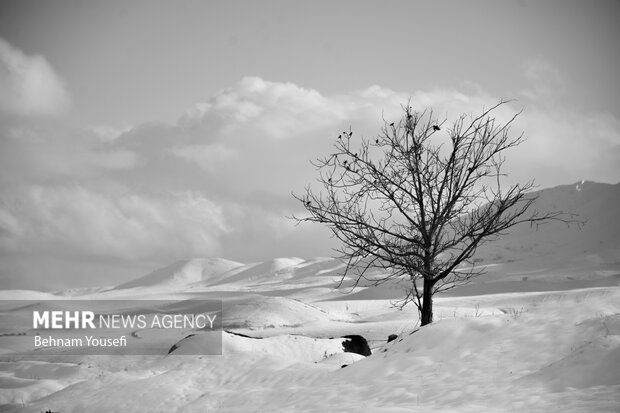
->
[0,186,228,261]
[88,124,133,141]
[182,76,347,139]
[171,144,238,171]
[0,38,71,117]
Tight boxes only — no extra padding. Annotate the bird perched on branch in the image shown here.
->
[432,125,441,131]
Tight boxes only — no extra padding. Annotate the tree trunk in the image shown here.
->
[420,278,434,326]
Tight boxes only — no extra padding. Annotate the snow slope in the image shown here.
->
[472,181,620,275]
[1,287,618,412]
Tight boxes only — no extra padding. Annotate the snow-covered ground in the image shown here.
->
[0,258,619,412]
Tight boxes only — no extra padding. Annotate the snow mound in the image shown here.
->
[114,258,244,289]
[526,314,620,391]
[222,332,347,362]
[320,351,366,366]
[335,292,620,410]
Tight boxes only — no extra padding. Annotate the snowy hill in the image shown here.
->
[454,180,620,294]
[474,180,620,267]
[206,257,306,286]
[112,256,359,299]
[113,257,244,290]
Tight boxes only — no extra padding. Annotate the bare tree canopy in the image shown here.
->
[293,101,578,326]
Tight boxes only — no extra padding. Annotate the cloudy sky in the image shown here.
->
[0,0,619,290]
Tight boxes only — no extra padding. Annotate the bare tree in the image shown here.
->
[293,101,576,326]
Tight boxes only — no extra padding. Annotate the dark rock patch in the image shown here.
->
[167,334,196,354]
[225,330,262,339]
[341,334,371,356]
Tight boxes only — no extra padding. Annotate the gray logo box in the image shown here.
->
[0,300,222,356]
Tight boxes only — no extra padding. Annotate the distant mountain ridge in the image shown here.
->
[114,257,245,290]
[473,180,620,266]
[112,181,620,293]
